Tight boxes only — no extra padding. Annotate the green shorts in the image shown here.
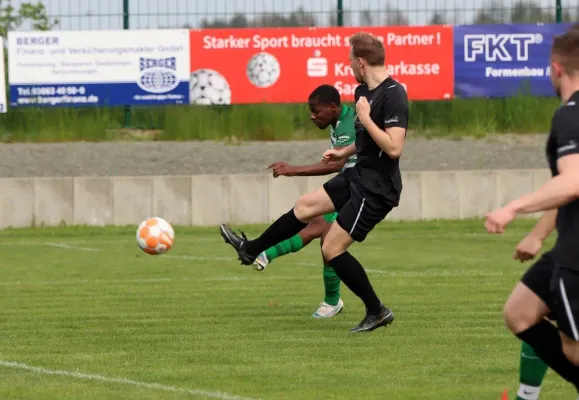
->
[322,212,338,224]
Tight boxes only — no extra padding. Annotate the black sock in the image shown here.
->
[245,208,307,256]
[327,251,382,314]
[516,319,579,390]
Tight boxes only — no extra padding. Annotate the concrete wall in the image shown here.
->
[0,169,551,228]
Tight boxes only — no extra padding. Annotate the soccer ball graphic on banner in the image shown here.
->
[136,217,175,255]
[246,52,281,88]
[189,69,232,105]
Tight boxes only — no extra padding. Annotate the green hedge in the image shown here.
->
[0,95,560,142]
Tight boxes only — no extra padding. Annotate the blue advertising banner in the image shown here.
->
[8,29,190,107]
[454,23,572,98]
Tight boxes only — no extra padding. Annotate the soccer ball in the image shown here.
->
[246,52,281,88]
[136,217,175,255]
[189,69,232,105]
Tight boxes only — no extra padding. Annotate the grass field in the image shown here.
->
[0,95,560,142]
[0,219,574,399]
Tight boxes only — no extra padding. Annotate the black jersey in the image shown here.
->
[353,76,409,206]
[547,91,579,270]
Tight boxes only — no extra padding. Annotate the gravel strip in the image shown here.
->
[0,134,549,178]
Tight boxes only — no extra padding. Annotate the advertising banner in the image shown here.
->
[189,25,454,104]
[0,37,7,113]
[8,29,190,107]
[454,23,572,98]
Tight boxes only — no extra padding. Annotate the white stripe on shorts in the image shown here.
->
[559,277,579,341]
[349,198,366,236]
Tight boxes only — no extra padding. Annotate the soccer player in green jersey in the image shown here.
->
[253,84,357,319]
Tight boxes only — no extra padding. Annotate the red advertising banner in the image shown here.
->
[189,26,454,105]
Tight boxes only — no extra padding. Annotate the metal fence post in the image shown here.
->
[123,0,132,128]
[556,0,562,23]
[337,0,343,26]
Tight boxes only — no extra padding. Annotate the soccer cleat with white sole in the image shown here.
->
[350,304,394,333]
[253,252,268,271]
[312,299,344,319]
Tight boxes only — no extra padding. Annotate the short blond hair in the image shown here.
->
[349,32,385,66]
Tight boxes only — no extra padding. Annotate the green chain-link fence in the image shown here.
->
[10,0,577,32]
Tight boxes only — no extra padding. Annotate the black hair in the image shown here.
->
[308,84,341,106]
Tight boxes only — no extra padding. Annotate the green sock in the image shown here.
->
[323,264,341,306]
[517,341,548,400]
[263,234,304,263]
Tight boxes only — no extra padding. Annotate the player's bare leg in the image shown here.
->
[561,333,579,366]
[504,282,579,390]
[504,283,550,334]
[321,222,393,333]
[220,186,335,265]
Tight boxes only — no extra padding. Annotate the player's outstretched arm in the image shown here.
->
[507,154,579,214]
[486,157,579,234]
[268,145,349,177]
[486,106,579,234]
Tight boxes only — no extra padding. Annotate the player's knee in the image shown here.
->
[320,242,335,261]
[503,301,536,334]
[562,341,579,366]
[294,195,316,221]
[321,240,345,262]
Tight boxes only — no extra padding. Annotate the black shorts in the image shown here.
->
[322,167,393,242]
[521,252,579,342]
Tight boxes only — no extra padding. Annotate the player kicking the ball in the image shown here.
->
[220,32,409,333]
[485,29,579,394]
[254,84,357,319]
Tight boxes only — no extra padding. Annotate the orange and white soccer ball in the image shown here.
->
[136,217,175,255]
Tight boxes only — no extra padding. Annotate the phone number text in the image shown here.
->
[16,86,87,96]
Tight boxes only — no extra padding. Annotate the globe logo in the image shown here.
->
[137,57,179,94]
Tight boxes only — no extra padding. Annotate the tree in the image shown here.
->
[383,2,409,26]
[359,9,373,27]
[473,0,509,24]
[201,13,248,29]
[255,7,316,27]
[385,9,409,26]
[429,13,446,25]
[0,1,58,37]
[201,8,317,28]
[511,0,553,23]
[328,8,352,26]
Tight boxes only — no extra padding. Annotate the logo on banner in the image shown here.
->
[463,33,544,62]
[138,57,179,93]
[307,50,328,77]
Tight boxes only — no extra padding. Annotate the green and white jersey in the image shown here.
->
[330,105,357,171]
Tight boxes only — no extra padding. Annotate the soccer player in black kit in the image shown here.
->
[219,32,409,333]
[485,29,579,394]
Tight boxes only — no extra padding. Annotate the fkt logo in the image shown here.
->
[464,33,543,62]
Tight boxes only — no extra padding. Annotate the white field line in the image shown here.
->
[0,230,525,248]
[0,275,317,287]
[44,243,101,252]
[40,244,511,279]
[0,237,225,247]
[296,262,510,278]
[0,241,513,285]
[42,243,233,261]
[0,360,259,400]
